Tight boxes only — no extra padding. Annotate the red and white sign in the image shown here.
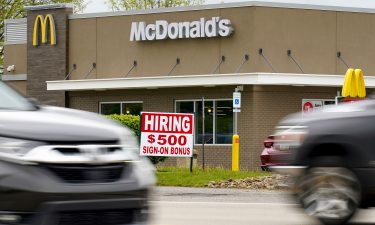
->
[140,112,194,157]
[302,100,323,113]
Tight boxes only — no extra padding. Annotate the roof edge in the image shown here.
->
[25,4,73,11]
[69,0,375,20]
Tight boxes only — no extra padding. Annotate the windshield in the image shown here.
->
[0,82,36,111]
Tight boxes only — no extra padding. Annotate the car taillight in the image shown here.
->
[273,126,308,151]
[264,136,274,148]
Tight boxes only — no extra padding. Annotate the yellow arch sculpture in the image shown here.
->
[342,68,366,98]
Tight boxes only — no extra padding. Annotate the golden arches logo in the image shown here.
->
[342,68,366,98]
[33,14,56,46]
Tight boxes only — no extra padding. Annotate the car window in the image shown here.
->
[0,82,36,111]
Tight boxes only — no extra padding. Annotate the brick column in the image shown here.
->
[26,4,72,107]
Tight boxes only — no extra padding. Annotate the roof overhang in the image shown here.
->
[46,73,375,91]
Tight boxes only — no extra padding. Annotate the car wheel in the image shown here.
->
[294,167,361,225]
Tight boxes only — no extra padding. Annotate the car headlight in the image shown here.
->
[0,137,44,156]
[273,126,308,151]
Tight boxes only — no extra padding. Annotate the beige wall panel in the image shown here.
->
[69,6,345,78]
[5,81,27,95]
[253,7,337,74]
[96,16,130,78]
[4,44,27,75]
[69,18,97,80]
[219,7,254,74]
[96,9,222,78]
[337,12,375,76]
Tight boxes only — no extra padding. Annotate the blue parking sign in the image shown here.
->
[233,92,241,108]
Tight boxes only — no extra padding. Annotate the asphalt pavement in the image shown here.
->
[149,187,375,225]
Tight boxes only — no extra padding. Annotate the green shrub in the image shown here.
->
[107,114,140,136]
[106,114,167,165]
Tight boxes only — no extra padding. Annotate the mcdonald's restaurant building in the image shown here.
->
[4,1,375,169]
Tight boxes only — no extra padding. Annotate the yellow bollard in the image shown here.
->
[232,134,240,171]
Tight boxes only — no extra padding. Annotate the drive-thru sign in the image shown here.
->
[140,112,194,157]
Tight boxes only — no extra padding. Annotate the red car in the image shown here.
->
[260,135,292,170]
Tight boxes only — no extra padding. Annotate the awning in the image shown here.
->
[46,72,375,91]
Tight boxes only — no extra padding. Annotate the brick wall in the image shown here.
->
[69,87,234,168]
[68,85,340,170]
[26,6,72,106]
[247,85,340,169]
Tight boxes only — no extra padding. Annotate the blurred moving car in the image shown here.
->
[260,135,292,171]
[0,82,155,225]
[271,100,375,225]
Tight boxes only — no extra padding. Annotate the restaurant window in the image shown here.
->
[215,100,233,144]
[176,99,233,144]
[100,102,143,115]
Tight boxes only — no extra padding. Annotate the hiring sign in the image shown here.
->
[140,112,194,157]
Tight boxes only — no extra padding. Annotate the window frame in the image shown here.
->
[175,98,232,146]
[99,101,143,115]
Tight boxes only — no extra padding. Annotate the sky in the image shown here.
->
[83,0,246,13]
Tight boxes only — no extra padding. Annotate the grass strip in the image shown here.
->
[156,166,270,187]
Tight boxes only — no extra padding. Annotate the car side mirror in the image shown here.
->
[27,98,40,109]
